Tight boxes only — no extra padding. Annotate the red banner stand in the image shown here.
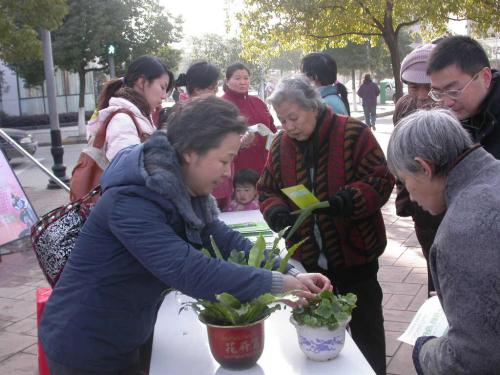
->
[36,288,52,375]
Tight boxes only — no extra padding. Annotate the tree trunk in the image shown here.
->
[382,30,403,101]
[78,67,86,136]
[351,68,357,112]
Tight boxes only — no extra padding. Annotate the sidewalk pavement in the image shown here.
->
[30,101,396,147]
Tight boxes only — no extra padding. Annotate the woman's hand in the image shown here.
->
[240,132,256,149]
[281,273,332,307]
[296,273,333,293]
[281,274,314,307]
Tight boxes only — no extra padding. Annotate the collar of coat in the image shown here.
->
[142,131,219,230]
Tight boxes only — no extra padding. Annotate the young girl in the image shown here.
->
[87,55,174,161]
[227,168,260,211]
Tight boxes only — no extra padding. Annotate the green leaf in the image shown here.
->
[247,235,266,267]
[216,293,241,309]
[200,248,212,257]
[227,249,247,265]
[277,237,307,273]
[210,235,224,260]
[292,290,357,329]
[285,201,329,241]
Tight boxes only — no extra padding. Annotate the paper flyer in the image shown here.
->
[247,123,276,150]
[281,184,320,209]
[398,295,449,346]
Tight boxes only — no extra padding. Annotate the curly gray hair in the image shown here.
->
[268,75,325,111]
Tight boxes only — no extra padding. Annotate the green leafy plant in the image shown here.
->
[286,201,330,240]
[184,232,307,326]
[184,292,296,326]
[292,290,357,330]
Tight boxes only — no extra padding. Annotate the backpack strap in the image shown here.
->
[93,108,144,149]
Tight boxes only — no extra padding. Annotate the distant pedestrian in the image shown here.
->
[357,74,380,130]
[301,52,348,115]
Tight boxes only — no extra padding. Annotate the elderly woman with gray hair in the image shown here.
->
[258,75,394,375]
[387,108,500,375]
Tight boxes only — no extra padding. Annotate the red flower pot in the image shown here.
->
[204,317,267,370]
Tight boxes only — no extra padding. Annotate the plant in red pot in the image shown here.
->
[182,233,305,370]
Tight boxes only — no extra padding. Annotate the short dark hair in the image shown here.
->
[97,55,174,110]
[185,61,220,95]
[233,169,259,188]
[166,96,247,158]
[301,52,337,85]
[427,36,490,76]
[225,62,251,80]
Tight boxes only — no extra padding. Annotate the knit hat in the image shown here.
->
[400,44,436,84]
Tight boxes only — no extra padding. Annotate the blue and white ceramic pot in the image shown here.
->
[290,316,351,361]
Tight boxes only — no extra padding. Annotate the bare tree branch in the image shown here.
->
[355,0,384,31]
[395,18,421,34]
[306,31,382,39]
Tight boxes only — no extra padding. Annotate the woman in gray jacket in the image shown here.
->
[387,108,500,374]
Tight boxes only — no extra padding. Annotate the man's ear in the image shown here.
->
[479,67,492,89]
[415,157,435,178]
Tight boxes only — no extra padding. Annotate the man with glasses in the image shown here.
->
[427,36,500,158]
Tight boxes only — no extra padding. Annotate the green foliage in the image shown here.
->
[0,0,67,83]
[285,201,330,242]
[292,290,357,330]
[183,292,293,326]
[185,33,262,88]
[328,31,414,80]
[237,0,497,100]
[185,233,306,326]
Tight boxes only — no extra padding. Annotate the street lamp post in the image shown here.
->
[108,45,116,78]
[41,28,69,189]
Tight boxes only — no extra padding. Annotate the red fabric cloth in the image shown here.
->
[222,87,276,175]
[37,288,53,375]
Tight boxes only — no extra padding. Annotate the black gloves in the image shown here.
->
[327,190,355,217]
[268,210,295,233]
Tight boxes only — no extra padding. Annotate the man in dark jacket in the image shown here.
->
[428,35,500,158]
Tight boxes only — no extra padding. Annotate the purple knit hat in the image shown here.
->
[400,44,436,84]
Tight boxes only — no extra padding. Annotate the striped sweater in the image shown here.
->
[258,109,395,270]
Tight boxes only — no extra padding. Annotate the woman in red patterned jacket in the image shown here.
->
[222,62,277,175]
[258,75,395,375]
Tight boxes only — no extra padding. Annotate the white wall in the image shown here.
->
[0,61,20,116]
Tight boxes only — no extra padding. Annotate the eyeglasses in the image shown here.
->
[429,70,481,102]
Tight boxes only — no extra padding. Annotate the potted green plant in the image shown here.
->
[182,233,306,370]
[290,290,357,361]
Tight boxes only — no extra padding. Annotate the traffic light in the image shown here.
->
[108,44,115,55]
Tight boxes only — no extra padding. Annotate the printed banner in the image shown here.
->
[0,149,38,247]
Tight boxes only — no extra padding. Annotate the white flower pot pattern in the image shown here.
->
[290,316,351,361]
